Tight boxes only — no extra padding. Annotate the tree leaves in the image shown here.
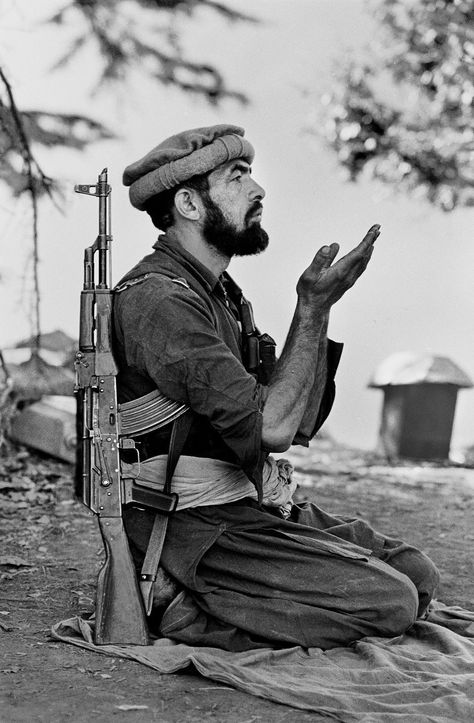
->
[318,0,474,211]
[0,0,254,199]
[22,111,114,152]
[0,98,113,197]
[48,0,253,103]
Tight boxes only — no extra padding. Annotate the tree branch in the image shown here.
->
[0,65,43,352]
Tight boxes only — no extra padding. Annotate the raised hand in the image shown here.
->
[297,224,381,312]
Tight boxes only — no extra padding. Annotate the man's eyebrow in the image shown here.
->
[228,161,251,175]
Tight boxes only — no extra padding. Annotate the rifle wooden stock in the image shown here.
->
[95,517,148,645]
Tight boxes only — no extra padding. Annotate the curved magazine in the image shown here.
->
[118,389,188,437]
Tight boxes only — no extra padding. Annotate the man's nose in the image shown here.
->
[250,177,265,201]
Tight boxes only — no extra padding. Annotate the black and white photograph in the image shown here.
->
[1,1,474,720]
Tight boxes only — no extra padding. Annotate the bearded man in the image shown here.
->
[113,124,439,651]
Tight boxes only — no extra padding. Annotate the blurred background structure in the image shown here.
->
[0,0,473,457]
[369,352,473,460]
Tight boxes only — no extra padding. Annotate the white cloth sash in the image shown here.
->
[121,454,296,512]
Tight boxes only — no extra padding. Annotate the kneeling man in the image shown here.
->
[113,124,439,650]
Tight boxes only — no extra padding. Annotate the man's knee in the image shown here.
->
[377,575,419,636]
[408,550,440,609]
[382,546,440,616]
[362,558,419,637]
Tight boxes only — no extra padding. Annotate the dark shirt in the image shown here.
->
[113,235,266,475]
[113,234,342,492]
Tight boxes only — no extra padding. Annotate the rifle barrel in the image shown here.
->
[97,169,109,289]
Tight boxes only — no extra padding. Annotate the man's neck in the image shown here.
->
[164,226,231,279]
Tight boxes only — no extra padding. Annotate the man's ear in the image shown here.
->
[174,188,201,221]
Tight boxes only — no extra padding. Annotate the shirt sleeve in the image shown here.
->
[114,276,264,470]
[292,339,344,447]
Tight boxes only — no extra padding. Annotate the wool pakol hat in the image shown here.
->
[123,124,255,210]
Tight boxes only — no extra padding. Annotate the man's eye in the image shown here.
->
[232,174,242,182]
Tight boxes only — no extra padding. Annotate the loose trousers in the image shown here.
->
[125,500,440,651]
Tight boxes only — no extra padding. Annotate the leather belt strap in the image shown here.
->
[139,411,192,615]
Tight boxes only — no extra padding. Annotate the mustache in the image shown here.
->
[246,202,263,219]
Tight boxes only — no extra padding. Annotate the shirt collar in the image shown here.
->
[153,233,221,292]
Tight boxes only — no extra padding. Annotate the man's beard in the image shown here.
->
[201,195,269,258]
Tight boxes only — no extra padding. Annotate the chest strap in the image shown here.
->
[139,411,193,615]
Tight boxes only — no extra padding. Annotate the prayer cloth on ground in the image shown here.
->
[52,602,474,722]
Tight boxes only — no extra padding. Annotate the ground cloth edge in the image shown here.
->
[51,602,474,722]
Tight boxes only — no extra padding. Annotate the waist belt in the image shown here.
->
[122,455,256,510]
[122,454,296,512]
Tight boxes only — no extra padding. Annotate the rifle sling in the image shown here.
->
[139,410,193,615]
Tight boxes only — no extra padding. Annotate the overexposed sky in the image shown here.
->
[1,0,473,451]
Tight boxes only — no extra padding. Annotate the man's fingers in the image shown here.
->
[311,225,379,274]
[298,242,340,293]
[345,224,381,259]
[342,246,374,288]
[355,224,381,253]
[302,228,378,296]
[363,224,381,244]
[312,242,339,268]
[334,225,380,274]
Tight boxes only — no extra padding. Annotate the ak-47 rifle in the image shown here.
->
[74,169,188,645]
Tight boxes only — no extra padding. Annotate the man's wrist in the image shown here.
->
[294,301,329,334]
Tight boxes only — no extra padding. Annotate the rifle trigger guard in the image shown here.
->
[119,440,141,478]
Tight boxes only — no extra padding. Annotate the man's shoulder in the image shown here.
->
[114,246,177,288]
[114,270,192,295]
[113,259,216,333]
[114,243,213,299]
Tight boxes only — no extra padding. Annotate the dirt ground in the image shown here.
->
[1,438,474,723]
